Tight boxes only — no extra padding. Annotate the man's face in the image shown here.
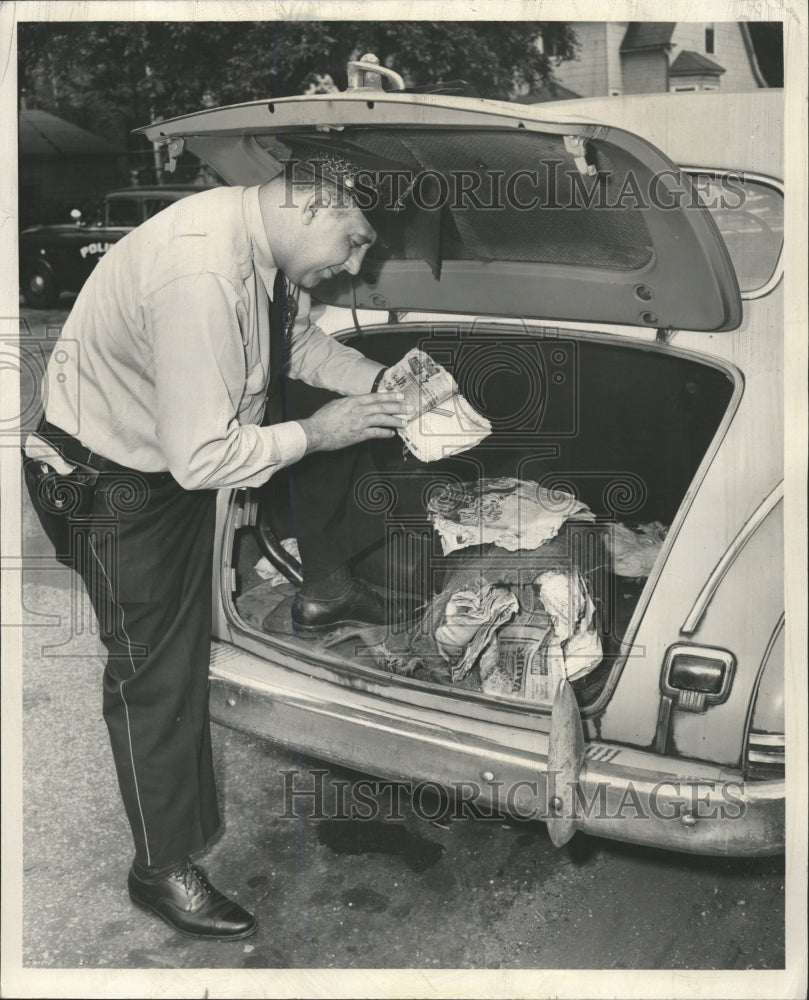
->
[292,191,377,289]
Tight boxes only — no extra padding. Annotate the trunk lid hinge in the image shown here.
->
[163,136,185,173]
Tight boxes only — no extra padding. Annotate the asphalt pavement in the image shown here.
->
[12,305,786,974]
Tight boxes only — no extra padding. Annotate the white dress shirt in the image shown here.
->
[43,185,382,489]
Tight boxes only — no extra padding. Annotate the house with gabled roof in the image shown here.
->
[523,21,768,103]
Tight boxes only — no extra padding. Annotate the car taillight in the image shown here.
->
[745,730,785,779]
[661,644,736,712]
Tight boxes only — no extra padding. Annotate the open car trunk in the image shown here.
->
[226,322,735,712]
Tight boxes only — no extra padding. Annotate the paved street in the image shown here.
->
[13,305,785,971]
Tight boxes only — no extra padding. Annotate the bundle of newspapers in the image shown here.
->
[378,349,491,462]
[429,564,602,704]
[368,478,604,704]
[427,476,594,554]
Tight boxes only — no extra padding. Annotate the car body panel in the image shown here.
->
[543,91,783,179]
[749,617,786,738]
[595,286,783,759]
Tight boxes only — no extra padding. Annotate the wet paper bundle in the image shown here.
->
[478,607,555,701]
[344,479,642,700]
[435,584,520,683]
[329,471,668,698]
[604,520,668,577]
[427,477,594,555]
[373,533,604,704]
[378,349,491,461]
[436,567,601,702]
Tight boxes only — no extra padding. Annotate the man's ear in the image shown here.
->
[301,185,334,226]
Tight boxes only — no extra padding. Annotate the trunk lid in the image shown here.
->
[137,91,742,332]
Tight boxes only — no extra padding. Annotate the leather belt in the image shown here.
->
[36,419,177,485]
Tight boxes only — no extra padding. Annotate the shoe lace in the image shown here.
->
[179,862,212,898]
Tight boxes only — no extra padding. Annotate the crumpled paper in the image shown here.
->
[254,538,300,588]
[428,477,594,555]
[479,609,554,700]
[379,349,491,462]
[535,569,602,683]
[605,521,668,577]
[434,582,519,683]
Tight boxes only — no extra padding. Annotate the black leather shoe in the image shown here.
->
[292,576,398,636]
[128,860,257,941]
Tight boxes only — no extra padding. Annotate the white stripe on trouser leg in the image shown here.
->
[88,537,152,866]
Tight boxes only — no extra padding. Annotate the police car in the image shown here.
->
[19,185,211,308]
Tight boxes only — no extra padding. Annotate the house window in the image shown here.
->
[702,84,719,92]
[537,31,560,58]
[671,85,699,92]
[705,24,715,54]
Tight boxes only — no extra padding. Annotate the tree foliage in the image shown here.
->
[19,20,578,149]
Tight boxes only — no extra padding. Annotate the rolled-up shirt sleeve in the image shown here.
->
[147,272,307,490]
[286,290,383,394]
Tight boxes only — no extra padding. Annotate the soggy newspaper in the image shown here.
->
[379,349,491,462]
[427,477,594,554]
[434,583,519,683]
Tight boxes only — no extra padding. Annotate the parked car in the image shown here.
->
[139,65,784,856]
[19,185,211,307]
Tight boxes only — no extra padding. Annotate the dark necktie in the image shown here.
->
[265,270,298,418]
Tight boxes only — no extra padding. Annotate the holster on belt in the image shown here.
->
[22,434,99,519]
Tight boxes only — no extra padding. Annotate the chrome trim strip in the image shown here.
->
[747,750,785,763]
[748,733,786,748]
[681,481,783,635]
[741,612,785,767]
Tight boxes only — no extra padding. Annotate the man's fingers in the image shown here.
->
[355,392,411,411]
[362,413,409,429]
[362,400,414,417]
[362,427,396,439]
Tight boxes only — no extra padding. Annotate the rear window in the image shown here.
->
[689,172,783,295]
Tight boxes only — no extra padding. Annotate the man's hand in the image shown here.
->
[298,393,411,454]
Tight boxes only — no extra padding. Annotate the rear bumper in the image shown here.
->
[576,760,783,856]
[209,641,784,857]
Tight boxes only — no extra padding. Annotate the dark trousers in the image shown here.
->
[285,443,389,580]
[24,407,399,867]
[267,381,402,582]
[24,452,220,868]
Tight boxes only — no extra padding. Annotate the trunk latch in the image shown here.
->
[346,53,405,92]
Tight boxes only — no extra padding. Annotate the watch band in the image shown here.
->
[370,367,387,393]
